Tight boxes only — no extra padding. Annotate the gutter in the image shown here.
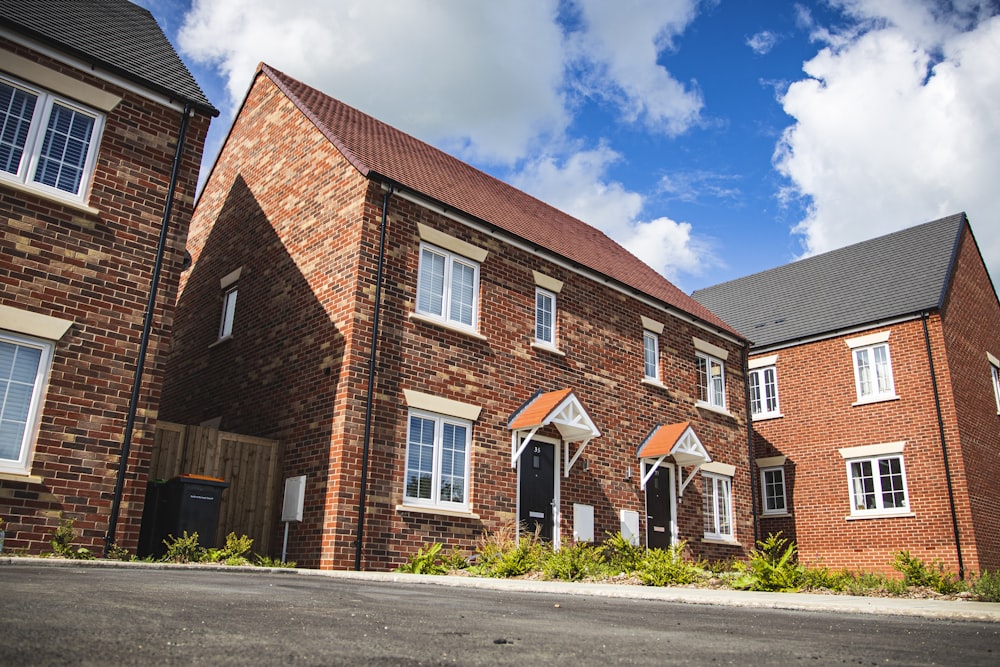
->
[921,311,965,579]
[104,103,194,555]
[355,183,394,571]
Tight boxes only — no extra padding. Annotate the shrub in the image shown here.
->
[733,532,803,592]
[638,542,698,586]
[442,545,471,571]
[892,550,962,594]
[542,541,604,581]
[254,554,297,568]
[598,532,643,575]
[204,532,254,566]
[970,570,1000,602]
[162,531,204,563]
[48,518,95,560]
[801,566,851,592]
[473,522,547,578]
[395,542,447,575]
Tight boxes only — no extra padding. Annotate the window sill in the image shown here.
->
[851,395,900,407]
[846,511,914,521]
[642,378,669,391]
[409,312,487,341]
[0,471,43,484]
[761,511,791,518]
[701,537,741,547]
[396,504,481,520]
[209,335,233,349]
[0,179,99,216]
[695,401,733,418]
[751,412,783,422]
[531,342,566,357]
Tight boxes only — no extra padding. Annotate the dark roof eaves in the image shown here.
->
[748,308,939,354]
[0,18,219,117]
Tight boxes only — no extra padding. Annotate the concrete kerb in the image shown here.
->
[4,556,1000,622]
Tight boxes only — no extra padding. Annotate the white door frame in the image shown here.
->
[515,433,561,550]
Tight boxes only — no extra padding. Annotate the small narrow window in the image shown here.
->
[748,366,780,419]
[760,467,786,514]
[219,285,238,339]
[702,472,733,540]
[990,357,1000,415]
[643,330,659,380]
[696,353,726,409]
[852,342,895,402]
[535,288,556,347]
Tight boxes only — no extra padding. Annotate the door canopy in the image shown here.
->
[636,422,710,494]
[508,388,601,475]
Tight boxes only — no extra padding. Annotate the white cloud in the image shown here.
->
[509,145,718,286]
[566,0,705,135]
[747,30,779,55]
[775,2,1000,282]
[178,0,568,166]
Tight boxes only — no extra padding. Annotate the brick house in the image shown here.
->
[0,1,217,554]
[694,213,1000,576]
[159,63,753,571]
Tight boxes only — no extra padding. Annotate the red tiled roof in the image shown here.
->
[636,422,692,459]
[508,388,575,430]
[260,64,738,336]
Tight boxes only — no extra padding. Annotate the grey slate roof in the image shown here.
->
[691,213,969,349]
[0,0,218,116]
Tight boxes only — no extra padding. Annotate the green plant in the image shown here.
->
[892,550,961,594]
[203,532,254,566]
[598,532,643,574]
[162,531,204,563]
[395,542,447,575]
[970,570,1000,602]
[801,566,851,592]
[542,541,604,581]
[733,533,803,592]
[105,544,135,561]
[637,542,698,586]
[442,545,471,570]
[254,554,297,568]
[473,522,547,578]
[48,518,95,560]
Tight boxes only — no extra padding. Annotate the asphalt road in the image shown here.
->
[1,563,998,665]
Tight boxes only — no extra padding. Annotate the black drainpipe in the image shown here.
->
[922,311,965,579]
[355,184,394,571]
[742,341,759,545]
[104,103,194,555]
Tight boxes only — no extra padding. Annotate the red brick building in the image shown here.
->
[160,64,753,571]
[0,1,216,554]
[694,214,1000,576]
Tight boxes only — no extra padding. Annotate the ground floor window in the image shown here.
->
[702,472,733,539]
[404,410,471,510]
[760,466,786,514]
[0,332,54,474]
[847,454,908,515]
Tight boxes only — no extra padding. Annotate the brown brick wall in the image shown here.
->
[940,225,1000,572]
[0,39,210,555]
[161,73,752,570]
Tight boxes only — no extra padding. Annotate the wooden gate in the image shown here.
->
[149,422,283,554]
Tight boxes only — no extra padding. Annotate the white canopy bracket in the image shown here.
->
[511,426,540,468]
[564,438,591,477]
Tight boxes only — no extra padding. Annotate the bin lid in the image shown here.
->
[174,473,228,484]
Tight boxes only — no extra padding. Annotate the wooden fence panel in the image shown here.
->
[149,422,283,554]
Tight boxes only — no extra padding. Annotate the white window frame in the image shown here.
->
[989,354,1000,415]
[760,466,787,515]
[0,74,104,203]
[0,331,55,476]
[851,342,896,403]
[218,285,238,340]
[403,409,472,512]
[696,353,726,410]
[643,330,660,381]
[748,365,780,419]
[702,471,734,540]
[534,287,556,347]
[416,243,480,332]
[845,454,910,517]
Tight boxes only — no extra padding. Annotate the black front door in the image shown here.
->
[519,441,555,541]
[645,465,672,549]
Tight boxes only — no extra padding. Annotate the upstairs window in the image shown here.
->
[847,332,896,404]
[989,353,999,414]
[0,75,103,201]
[643,331,659,380]
[748,366,780,419]
[696,353,726,409]
[216,268,241,341]
[534,288,556,347]
[416,243,479,331]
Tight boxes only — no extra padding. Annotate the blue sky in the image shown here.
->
[139,0,1000,293]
